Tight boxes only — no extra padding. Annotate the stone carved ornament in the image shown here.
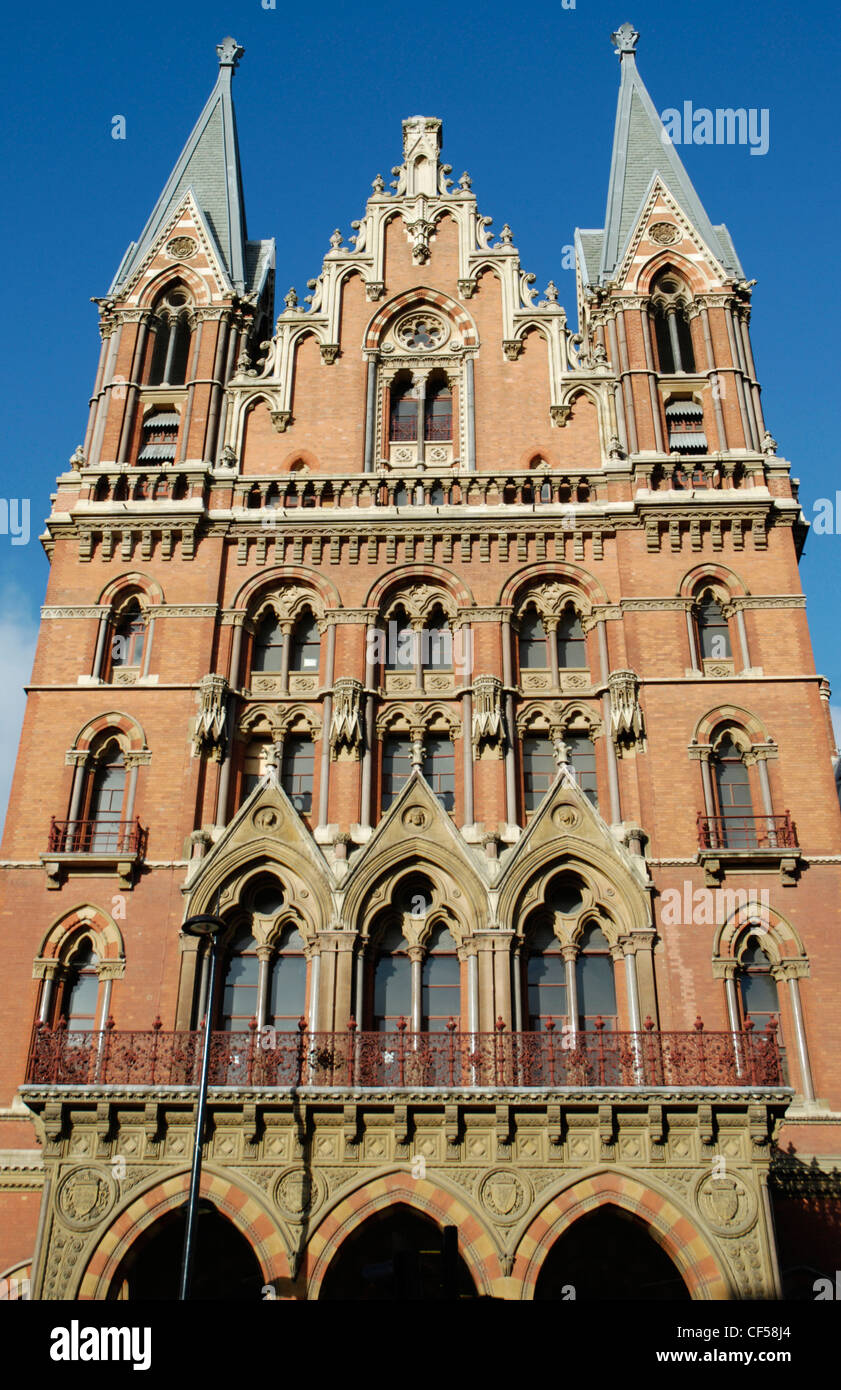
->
[608,670,644,748]
[472,675,506,755]
[330,678,364,760]
[192,674,229,759]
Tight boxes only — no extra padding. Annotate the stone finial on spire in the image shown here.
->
[611,22,639,57]
[216,36,244,70]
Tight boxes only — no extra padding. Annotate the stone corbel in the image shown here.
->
[608,669,645,750]
[503,339,523,361]
[320,344,340,365]
[192,674,229,760]
[270,410,292,433]
[365,281,385,301]
[550,404,572,427]
[458,278,477,299]
[330,678,364,761]
[471,675,506,758]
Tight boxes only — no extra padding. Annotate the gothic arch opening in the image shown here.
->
[108,1201,264,1301]
[319,1204,477,1301]
[534,1205,691,1300]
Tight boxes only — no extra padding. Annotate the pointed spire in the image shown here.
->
[111,37,250,294]
[597,23,741,284]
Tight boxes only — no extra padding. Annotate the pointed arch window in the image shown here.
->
[425,607,452,671]
[424,373,453,441]
[575,925,617,1031]
[649,275,696,374]
[712,735,755,847]
[253,612,284,673]
[108,599,146,677]
[525,921,567,1031]
[389,375,419,442]
[381,734,413,811]
[267,927,308,1027]
[372,925,412,1030]
[695,590,732,661]
[220,929,260,1031]
[241,738,271,803]
[86,745,128,852]
[281,734,314,814]
[422,734,455,811]
[556,605,586,668]
[518,608,548,671]
[565,732,598,808]
[421,926,460,1030]
[60,940,101,1033]
[385,605,413,671]
[522,733,556,812]
[290,609,321,674]
[146,285,193,387]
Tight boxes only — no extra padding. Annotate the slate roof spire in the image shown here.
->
[110,36,250,294]
[596,22,741,285]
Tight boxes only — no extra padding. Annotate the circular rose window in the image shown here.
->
[394,312,449,352]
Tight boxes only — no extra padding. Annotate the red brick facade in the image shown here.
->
[1,30,838,1301]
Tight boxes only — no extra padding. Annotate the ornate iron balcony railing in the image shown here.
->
[46,818,147,856]
[697,812,798,851]
[26,1017,783,1089]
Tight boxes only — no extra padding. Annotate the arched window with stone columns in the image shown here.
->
[714,905,812,1095]
[692,708,786,853]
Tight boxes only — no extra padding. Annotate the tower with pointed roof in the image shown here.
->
[0,26,838,1303]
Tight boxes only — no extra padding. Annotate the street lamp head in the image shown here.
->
[181,913,227,939]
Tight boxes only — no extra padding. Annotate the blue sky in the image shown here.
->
[0,0,839,828]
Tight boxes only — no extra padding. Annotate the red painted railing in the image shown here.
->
[697,811,798,851]
[26,1017,783,1088]
[47,818,147,856]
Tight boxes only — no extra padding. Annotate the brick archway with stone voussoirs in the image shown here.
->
[514,1170,733,1300]
[77,1169,290,1299]
[304,1171,502,1299]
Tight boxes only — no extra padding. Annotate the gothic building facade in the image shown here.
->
[1,25,839,1300]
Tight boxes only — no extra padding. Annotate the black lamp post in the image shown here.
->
[178,912,227,1302]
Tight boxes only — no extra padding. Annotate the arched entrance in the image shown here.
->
[109,1201,264,1300]
[534,1206,691,1300]
[319,1204,477,1300]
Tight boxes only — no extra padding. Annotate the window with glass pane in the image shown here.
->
[389,378,418,441]
[281,735,314,813]
[421,926,460,1030]
[385,606,414,670]
[522,735,555,811]
[696,592,731,660]
[425,608,452,670]
[566,732,598,807]
[290,610,321,672]
[423,735,455,811]
[88,747,126,852]
[424,377,452,441]
[713,736,754,847]
[556,606,586,667]
[253,612,284,672]
[575,925,617,1030]
[111,600,145,670]
[382,735,412,810]
[737,940,786,1078]
[373,926,412,1029]
[267,928,307,1027]
[242,740,270,802]
[518,609,548,670]
[221,931,259,1030]
[526,922,567,1030]
[62,942,100,1032]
